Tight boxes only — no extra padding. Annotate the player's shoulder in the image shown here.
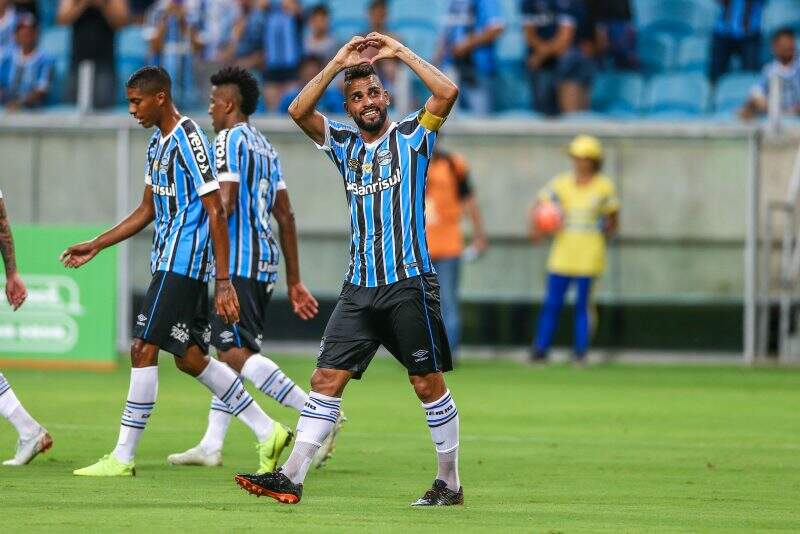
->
[326,115,359,135]
[215,124,246,148]
[551,172,573,187]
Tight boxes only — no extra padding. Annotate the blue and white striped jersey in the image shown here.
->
[214,122,285,283]
[316,108,445,287]
[144,117,219,281]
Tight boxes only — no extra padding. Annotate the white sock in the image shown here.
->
[196,358,274,442]
[423,389,460,491]
[241,354,309,412]
[280,392,341,484]
[0,373,41,440]
[113,366,158,464]
[198,397,233,454]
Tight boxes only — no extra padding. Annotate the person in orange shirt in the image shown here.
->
[426,146,488,355]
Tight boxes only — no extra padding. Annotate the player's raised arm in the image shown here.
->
[60,186,155,269]
[365,32,459,118]
[288,36,370,144]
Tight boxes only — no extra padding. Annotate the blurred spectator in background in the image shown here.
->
[529,135,619,364]
[0,13,53,109]
[57,0,129,110]
[440,0,504,115]
[363,0,398,90]
[588,0,636,71]
[227,0,267,69]
[0,0,17,54]
[10,0,35,17]
[191,0,242,104]
[740,28,800,119]
[145,0,196,108]
[130,0,157,24]
[304,3,336,62]
[278,54,342,112]
[426,145,488,355]
[522,0,594,116]
[710,0,764,83]
[258,0,303,112]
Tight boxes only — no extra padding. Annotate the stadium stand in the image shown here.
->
[644,72,711,117]
[591,72,644,116]
[714,71,760,116]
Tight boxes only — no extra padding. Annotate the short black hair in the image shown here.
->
[369,0,388,10]
[772,27,796,42]
[210,66,260,116]
[126,66,171,96]
[344,63,378,87]
[309,3,329,16]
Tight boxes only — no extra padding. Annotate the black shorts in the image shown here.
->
[263,66,298,83]
[317,273,452,379]
[133,271,210,357]
[210,276,274,353]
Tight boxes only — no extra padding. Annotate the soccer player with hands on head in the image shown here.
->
[60,66,288,477]
[234,33,464,506]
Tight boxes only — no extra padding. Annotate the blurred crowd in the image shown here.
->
[0,0,798,120]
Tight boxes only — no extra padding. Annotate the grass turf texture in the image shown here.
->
[1,357,799,532]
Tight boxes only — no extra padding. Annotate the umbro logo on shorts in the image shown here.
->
[220,331,234,342]
[412,349,429,362]
[136,314,147,327]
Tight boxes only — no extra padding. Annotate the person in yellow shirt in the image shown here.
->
[529,135,619,364]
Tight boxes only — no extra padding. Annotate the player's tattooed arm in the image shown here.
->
[0,199,17,275]
[365,32,458,118]
[0,198,27,310]
[288,36,369,144]
[61,186,156,268]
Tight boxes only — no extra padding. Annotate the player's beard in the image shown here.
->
[353,106,388,133]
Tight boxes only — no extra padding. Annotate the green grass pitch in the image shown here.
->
[1,357,799,532]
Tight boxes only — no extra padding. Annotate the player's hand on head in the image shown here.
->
[59,240,99,269]
[215,279,240,324]
[4,271,27,311]
[288,282,319,321]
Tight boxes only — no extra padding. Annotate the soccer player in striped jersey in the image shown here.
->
[0,188,53,466]
[168,66,342,470]
[235,33,463,506]
[61,66,290,477]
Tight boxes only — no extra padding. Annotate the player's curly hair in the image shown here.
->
[344,63,378,87]
[210,66,260,116]
[126,66,171,96]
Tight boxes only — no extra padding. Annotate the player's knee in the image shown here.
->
[173,353,208,376]
[217,349,248,374]
[310,368,346,396]
[409,373,446,403]
[130,339,157,367]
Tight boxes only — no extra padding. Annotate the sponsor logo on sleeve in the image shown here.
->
[187,130,211,175]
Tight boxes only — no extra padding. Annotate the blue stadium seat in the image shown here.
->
[635,0,719,39]
[496,23,524,63]
[393,20,438,61]
[637,32,675,74]
[761,0,800,38]
[675,35,711,73]
[714,72,759,114]
[39,27,71,65]
[389,1,446,27]
[332,17,367,43]
[591,72,644,114]
[117,26,148,62]
[644,73,711,115]
[329,0,373,20]
[498,0,522,25]
[494,60,530,111]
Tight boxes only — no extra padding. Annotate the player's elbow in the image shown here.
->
[441,82,459,105]
[288,101,307,122]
